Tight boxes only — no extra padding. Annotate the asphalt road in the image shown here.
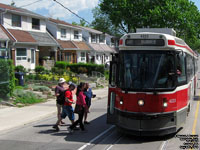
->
[0,93,199,150]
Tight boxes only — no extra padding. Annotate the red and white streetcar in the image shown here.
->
[107,29,198,136]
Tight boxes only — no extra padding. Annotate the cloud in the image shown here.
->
[0,0,98,20]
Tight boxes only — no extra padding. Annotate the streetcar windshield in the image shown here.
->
[119,50,176,91]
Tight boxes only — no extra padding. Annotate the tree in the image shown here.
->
[10,0,15,6]
[91,7,122,37]
[72,19,90,27]
[99,0,200,49]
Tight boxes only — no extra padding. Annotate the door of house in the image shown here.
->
[30,49,35,69]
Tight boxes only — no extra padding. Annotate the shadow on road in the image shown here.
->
[34,113,177,146]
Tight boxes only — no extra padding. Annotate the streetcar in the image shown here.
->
[107,29,198,136]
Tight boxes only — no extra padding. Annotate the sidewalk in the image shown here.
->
[0,87,108,133]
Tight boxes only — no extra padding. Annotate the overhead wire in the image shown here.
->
[18,0,43,8]
[52,0,91,25]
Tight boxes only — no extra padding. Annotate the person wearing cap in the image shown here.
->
[54,78,67,127]
[53,83,76,131]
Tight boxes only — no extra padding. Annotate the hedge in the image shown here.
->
[55,62,105,75]
[0,59,15,99]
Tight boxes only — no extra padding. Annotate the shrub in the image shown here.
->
[32,85,51,92]
[0,59,15,99]
[55,61,67,69]
[13,89,44,105]
[51,67,65,75]
[15,65,26,73]
[35,66,45,74]
[77,67,88,74]
[54,62,105,75]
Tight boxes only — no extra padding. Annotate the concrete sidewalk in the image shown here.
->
[0,87,108,133]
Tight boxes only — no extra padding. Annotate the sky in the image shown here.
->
[0,0,199,25]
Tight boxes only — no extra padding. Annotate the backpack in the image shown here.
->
[57,90,67,105]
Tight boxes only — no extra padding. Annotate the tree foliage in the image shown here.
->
[72,19,90,27]
[91,7,122,37]
[97,0,200,50]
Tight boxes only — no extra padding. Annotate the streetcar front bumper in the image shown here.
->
[114,108,186,136]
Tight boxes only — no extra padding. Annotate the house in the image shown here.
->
[81,26,116,65]
[0,3,59,70]
[47,18,91,63]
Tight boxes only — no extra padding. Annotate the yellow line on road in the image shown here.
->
[192,101,200,134]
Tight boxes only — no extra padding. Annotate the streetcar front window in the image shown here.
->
[119,51,176,91]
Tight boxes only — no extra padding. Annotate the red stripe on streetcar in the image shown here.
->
[168,40,197,56]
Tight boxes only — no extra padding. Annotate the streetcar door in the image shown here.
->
[107,60,117,124]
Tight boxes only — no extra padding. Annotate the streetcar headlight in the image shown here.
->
[163,98,168,108]
[163,102,168,107]
[120,100,123,105]
[138,99,144,106]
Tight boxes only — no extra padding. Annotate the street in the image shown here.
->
[0,94,199,150]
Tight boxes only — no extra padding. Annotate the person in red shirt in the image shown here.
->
[53,83,76,131]
[68,82,87,133]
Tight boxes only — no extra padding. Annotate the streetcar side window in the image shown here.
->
[109,62,117,87]
[186,54,194,82]
[176,52,186,84]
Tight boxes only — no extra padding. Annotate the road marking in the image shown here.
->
[160,140,168,150]
[192,101,200,134]
[77,125,115,150]
[105,135,123,150]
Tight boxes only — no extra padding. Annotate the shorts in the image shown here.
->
[61,105,75,121]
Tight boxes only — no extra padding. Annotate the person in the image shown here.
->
[68,82,87,133]
[54,78,67,126]
[53,83,76,131]
[83,83,95,124]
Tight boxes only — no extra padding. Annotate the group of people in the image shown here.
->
[53,78,95,133]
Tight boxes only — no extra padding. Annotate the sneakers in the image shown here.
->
[52,125,60,131]
[60,121,65,124]
[68,127,74,133]
[84,121,90,124]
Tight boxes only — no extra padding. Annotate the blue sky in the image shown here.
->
[0,0,199,25]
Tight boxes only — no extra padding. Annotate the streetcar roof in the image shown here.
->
[119,32,198,57]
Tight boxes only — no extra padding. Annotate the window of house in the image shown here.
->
[91,34,96,43]
[105,55,109,60]
[81,52,85,61]
[0,42,6,48]
[74,30,79,39]
[99,34,105,43]
[12,14,21,27]
[16,48,26,60]
[65,52,71,62]
[32,18,40,30]
[0,13,3,24]
[61,28,66,38]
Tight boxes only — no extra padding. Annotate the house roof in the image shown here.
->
[89,43,115,53]
[29,31,58,46]
[57,40,91,51]
[8,29,36,43]
[0,25,10,41]
[49,18,81,30]
[80,26,103,34]
[0,3,45,19]
[57,40,77,50]
[73,41,91,51]
[0,25,15,41]
[6,28,58,46]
